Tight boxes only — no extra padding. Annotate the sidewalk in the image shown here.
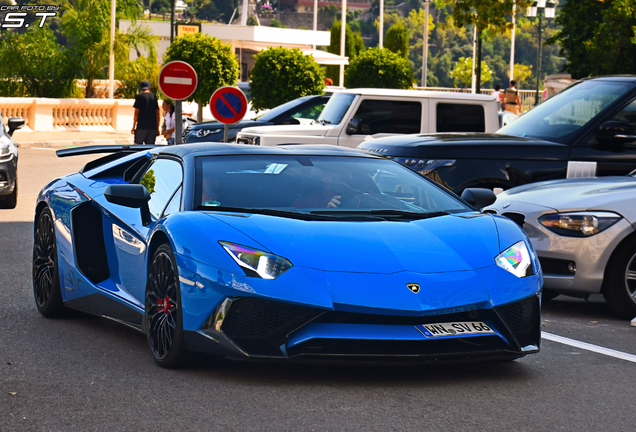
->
[12,130,139,148]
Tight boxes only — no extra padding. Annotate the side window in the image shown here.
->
[163,186,182,217]
[291,100,327,120]
[138,158,183,220]
[352,100,422,135]
[609,98,636,128]
[437,103,485,132]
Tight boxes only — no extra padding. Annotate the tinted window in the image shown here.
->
[499,80,634,143]
[195,155,469,214]
[437,103,485,132]
[352,100,422,135]
[138,158,183,219]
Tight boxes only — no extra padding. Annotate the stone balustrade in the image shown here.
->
[0,98,135,132]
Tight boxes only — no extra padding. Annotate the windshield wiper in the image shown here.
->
[310,209,450,220]
[195,205,383,221]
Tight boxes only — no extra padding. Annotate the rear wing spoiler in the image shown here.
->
[56,145,158,158]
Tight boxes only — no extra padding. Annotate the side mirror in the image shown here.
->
[596,121,636,145]
[104,184,152,226]
[346,118,361,135]
[7,118,25,137]
[461,188,497,209]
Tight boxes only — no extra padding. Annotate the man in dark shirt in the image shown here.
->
[132,80,160,144]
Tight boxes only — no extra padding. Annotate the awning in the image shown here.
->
[237,43,348,66]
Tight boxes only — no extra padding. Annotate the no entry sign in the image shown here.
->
[159,61,197,100]
[209,86,248,124]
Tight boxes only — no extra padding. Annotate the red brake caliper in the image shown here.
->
[158,296,171,314]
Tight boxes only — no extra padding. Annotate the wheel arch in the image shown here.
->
[147,229,172,274]
[34,201,50,236]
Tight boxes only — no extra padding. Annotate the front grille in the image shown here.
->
[221,298,322,356]
[502,211,525,228]
[495,295,540,348]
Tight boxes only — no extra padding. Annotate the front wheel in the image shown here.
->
[33,207,65,317]
[145,243,187,368]
[603,240,636,319]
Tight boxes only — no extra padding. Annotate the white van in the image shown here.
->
[236,88,499,148]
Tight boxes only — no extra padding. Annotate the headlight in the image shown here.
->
[495,241,534,278]
[538,212,621,237]
[0,135,15,157]
[393,158,456,172]
[236,135,260,145]
[194,129,222,138]
[219,241,292,279]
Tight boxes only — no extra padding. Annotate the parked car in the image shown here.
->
[34,143,541,367]
[184,94,330,143]
[485,174,636,318]
[0,117,24,209]
[358,76,636,194]
[236,88,499,147]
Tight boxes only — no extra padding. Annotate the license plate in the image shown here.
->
[415,321,494,338]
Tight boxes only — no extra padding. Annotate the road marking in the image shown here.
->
[542,331,636,363]
[32,147,58,150]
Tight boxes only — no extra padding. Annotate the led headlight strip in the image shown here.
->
[219,241,292,279]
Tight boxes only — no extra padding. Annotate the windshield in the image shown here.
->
[194,155,470,216]
[254,97,312,121]
[316,93,356,125]
[498,80,634,143]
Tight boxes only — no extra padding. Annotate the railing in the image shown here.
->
[415,87,537,114]
[0,98,135,132]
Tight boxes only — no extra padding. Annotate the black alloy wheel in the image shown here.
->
[603,239,636,319]
[33,207,64,317]
[145,243,186,368]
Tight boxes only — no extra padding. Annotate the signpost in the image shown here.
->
[209,86,249,142]
[159,61,198,145]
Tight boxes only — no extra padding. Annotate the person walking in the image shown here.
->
[162,100,176,145]
[131,80,160,144]
[504,80,521,115]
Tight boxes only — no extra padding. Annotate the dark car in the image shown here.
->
[184,94,330,143]
[0,117,24,209]
[358,76,636,194]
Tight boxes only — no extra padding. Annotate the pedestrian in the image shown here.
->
[162,100,176,145]
[131,80,160,144]
[492,84,505,112]
[504,80,521,115]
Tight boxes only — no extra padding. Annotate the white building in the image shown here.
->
[119,21,347,82]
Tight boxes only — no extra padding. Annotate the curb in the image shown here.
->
[16,138,136,149]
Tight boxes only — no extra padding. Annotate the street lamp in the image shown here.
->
[527,0,556,106]
[421,0,430,88]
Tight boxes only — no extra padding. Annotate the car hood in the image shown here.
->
[495,176,636,216]
[205,212,500,274]
[239,124,332,137]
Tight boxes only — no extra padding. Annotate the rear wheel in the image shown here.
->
[603,240,636,319]
[33,207,65,317]
[145,243,187,368]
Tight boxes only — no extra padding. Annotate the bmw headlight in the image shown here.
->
[495,241,534,278]
[538,212,621,237]
[393,158,456,172]
[194,129,222,138]
[219,241,292,279]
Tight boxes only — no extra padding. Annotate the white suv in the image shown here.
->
[236,88,499,148]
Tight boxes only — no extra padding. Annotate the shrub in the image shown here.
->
[385,22,409,59]
[250,47,325,110]
[344,48,413,89]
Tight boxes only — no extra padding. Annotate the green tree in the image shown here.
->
[546,0,636,78]
[433,0,532,34]
[344,48,413,89]
[326,19,366,86]
[250,47,325,110]
[62,0,156,97]
[116,52,161,99]
[385,22,409,59]
[0,26,78,98]
[450,56,492,88]
[163,33,239,121]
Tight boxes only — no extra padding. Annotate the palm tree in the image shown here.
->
[63,0,157,97]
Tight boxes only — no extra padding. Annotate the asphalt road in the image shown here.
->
[1,148,635,431]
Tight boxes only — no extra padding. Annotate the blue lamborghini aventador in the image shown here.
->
[33,144,542,368]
